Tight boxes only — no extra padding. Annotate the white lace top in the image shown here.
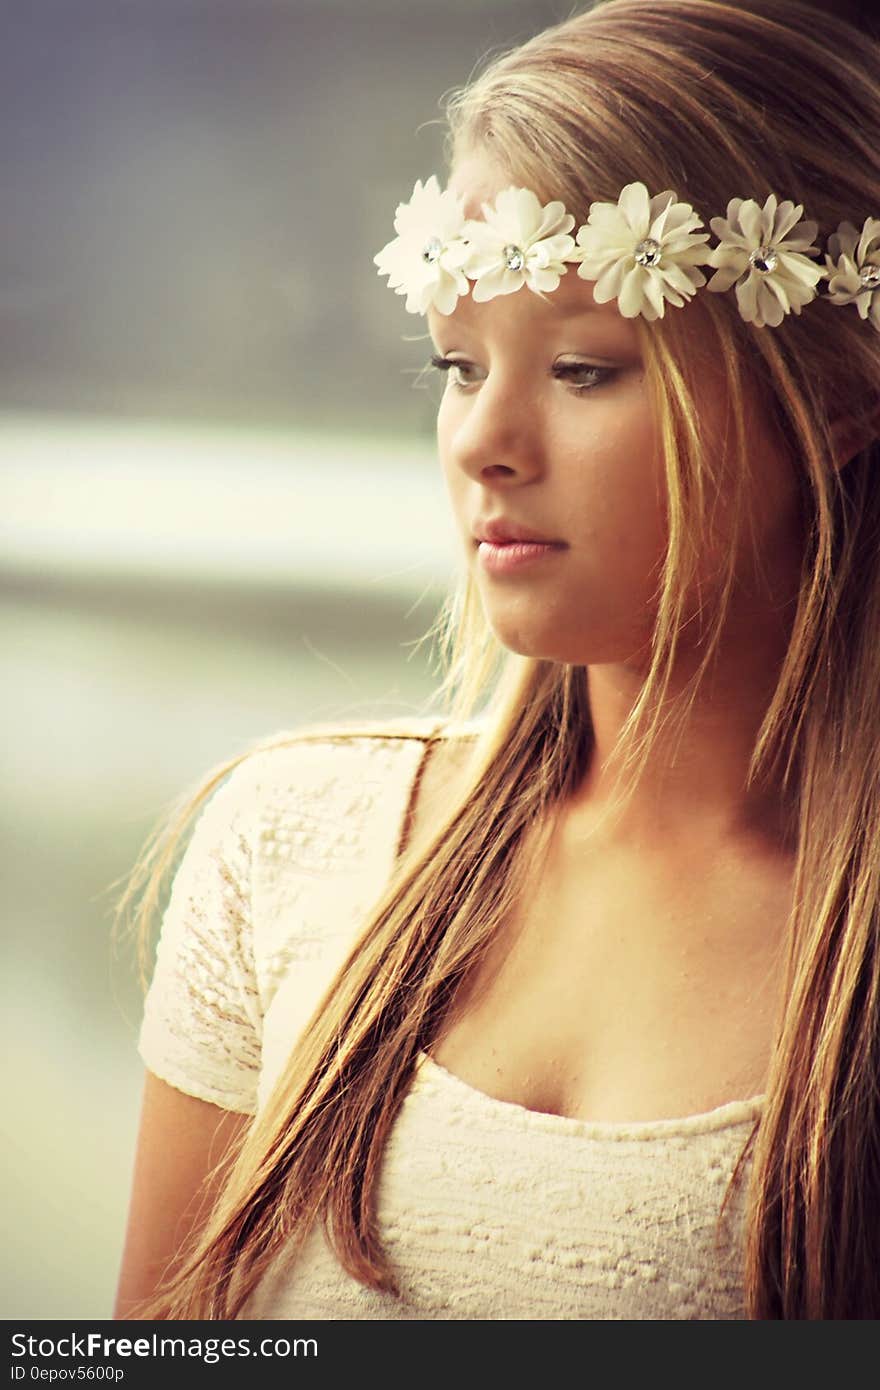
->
[138,718,764,1321]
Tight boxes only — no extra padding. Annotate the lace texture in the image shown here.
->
[139,720,761,1320]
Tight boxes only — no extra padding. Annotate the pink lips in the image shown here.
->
[472,517,567,573]
[472,517,564,545]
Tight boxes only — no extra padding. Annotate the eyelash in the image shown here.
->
[428,353,616,394]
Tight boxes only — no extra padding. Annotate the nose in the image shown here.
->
[443,373,544,484]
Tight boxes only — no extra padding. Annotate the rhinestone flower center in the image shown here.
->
[634,237,662,268]
[859,262,880,290]
[421,236,443,264]
[749,246,779,275]
[503,243,525,272]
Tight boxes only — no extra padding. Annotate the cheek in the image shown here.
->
[436,391,457,463]
[436,400,471,530]
[559,399,667,559]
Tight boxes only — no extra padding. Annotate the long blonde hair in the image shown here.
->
[123,0,880,1318]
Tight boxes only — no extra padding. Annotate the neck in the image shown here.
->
[567,615,800,860]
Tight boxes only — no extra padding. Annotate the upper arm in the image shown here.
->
[117,731,445,1314]
[117,763,265,1316]
[114,1070,250,1318]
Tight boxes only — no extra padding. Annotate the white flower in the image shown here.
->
[824,217,880,332]
[571,182,711,320]
[373,175,471,315]
[459,187,577,302]
[706,194,824,328]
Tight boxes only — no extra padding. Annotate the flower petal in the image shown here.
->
[661,261,705,298]
[661,201,704,236]
[735,272,761,323]
[763,274,791,315]
[661,229,711,259]
[710,219,750,251]
[775,250,824,290]
[738,199,765,246]
[827,264,863,301]
[828,222,859,262]
[586,202,628,230]
[641,269,668,317]
[460,246,504,278]
[756,278,786,328]
[526,265,566,293]
[647,192,677,240]
[617,264,648,317]
[618,182,651,238]
[487,187,536,241]
[536,233,577,263]
[430,271,469,316]
[532,202,575,242]
[460,218,505,254]
[592,258,629,303]
[442,238,472,271]
[574,250,622,281]
[857,217,880,263]
[470,265,524,302]
[707,261,746,293]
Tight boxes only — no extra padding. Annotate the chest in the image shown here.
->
[430,826,793,1124]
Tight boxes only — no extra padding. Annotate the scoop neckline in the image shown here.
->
[415,1050,765,1141]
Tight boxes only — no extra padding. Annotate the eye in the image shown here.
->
[427,354,617,395]
[429,354,483,390]
[552,362,617,393]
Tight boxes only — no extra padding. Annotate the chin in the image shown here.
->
[485,617,572,663]
[487,615,643,667]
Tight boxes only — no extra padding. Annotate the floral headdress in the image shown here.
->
[374,175,880,332]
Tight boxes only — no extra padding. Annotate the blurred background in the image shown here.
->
[1,0,572,1319]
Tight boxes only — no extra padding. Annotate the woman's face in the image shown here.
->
[427,152,802,668]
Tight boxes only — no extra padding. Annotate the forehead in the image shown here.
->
[425,159,631,337]
[447,150,513,219]
[427,268,607,337]
[434,149,629,331]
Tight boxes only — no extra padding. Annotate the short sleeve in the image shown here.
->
[138,762,264,1114]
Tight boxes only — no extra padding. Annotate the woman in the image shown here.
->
[115,0,880,1319]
